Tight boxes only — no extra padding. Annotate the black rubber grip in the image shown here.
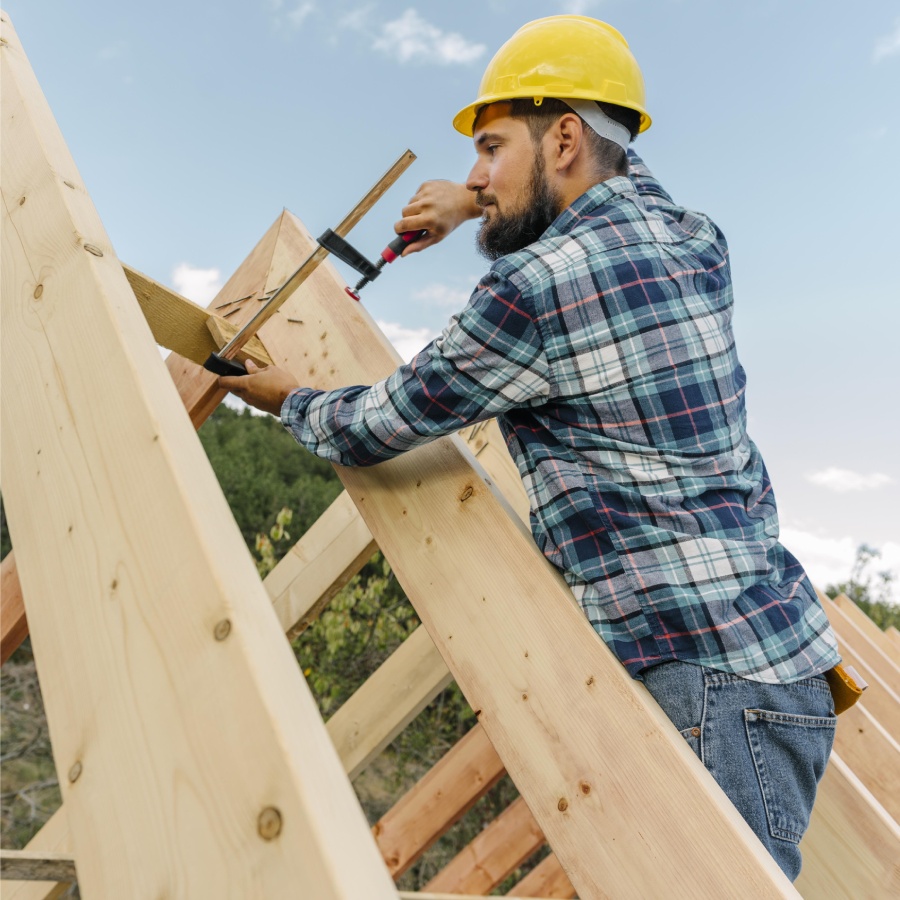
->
[204,352,248,377]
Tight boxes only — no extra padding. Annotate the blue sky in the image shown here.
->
[6,0,899,598]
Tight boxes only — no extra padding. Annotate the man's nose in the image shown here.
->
[466,159,488,193]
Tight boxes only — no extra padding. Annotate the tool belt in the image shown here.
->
[825,663,867,714]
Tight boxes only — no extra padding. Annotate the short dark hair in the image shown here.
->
[503,98,640,177]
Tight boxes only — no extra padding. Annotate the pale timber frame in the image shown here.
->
[3,13,899,899]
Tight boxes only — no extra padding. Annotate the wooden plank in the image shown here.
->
[327,624,454,781]
[398,894,557,900]
[796,753,900,899]
[829,593,899,665]
[0,17,396,897]
[1,808,71,900]
[823,595,900,693]
[833,703,900,822]
[123,264,274,367]
[887,626,900,654]
[832,637,900,741]
[423,797,545,895]
[0,852,76,883]
[249,209,797,897]
[511,853,576,899]
[265,490,376,639]
[1,551,27,664]
[373,724,506,878]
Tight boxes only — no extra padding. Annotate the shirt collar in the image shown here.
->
[543,175,635,239]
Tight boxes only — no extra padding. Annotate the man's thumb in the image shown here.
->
[245,359,259,373]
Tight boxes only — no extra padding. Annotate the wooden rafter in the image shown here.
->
[0,16,395,894]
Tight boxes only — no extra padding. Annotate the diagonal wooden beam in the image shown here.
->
[829,593,900,666]
[796,753,900,898]
[249,209,797,897]
[373,724,506,878]
[823,594,900,692]
[833,703,900,822]
[423,797,545,895]
[510,853,576,898]
[123,264,274,367]
[0,16,396,895]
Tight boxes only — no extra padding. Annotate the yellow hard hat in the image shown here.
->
[453,16,651,137]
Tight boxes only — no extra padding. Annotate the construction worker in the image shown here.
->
[219,16,840,880]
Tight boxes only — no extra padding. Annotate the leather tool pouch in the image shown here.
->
[825,663,867,715]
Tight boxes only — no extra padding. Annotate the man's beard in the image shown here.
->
[475,155,562,261]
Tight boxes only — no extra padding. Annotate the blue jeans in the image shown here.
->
[642,661,836,881]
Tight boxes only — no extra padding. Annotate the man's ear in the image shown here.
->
[549,113,585,173]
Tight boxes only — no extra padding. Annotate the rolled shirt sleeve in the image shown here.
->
[281,270,550,466]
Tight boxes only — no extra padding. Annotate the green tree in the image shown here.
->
[826,543,900,630]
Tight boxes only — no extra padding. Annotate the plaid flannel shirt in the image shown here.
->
[282,149,839,683]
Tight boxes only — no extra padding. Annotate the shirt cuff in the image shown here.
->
[280,387,315,430]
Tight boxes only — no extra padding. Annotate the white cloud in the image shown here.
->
[373,10,486,66]
[171,263,224,305]
[806,467,894,493]
[780,526,899,604]
[413,282,471,310]
[874,19,900,63]
[287,2,315,28]
[376,319,440,362]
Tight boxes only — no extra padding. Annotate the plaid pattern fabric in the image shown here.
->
[283,150,839,683]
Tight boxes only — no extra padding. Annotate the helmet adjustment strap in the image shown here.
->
[562,100,631,151]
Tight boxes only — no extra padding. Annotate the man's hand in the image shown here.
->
[217,360,300,416]
[394,180,481,255]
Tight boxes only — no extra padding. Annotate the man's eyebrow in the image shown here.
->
[475,131,505,148]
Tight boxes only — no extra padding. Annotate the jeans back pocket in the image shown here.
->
[744,708,835,844]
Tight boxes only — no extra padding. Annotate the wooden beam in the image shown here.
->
[887,625,900,654]
[265,490,376,639]
[327,624,453,781]
[249,209,797,896]
[123,264,274,368]
[829,593,900,665]
[832,636,900,741]
[833,703,900,822]
[1,551,27,664]
[423,797,545,895]
[398,894,558,900]
[1,808,71,900]
[823,595,900,693]
[373,724,506,878]
[796,753,900,898]
[0,16,395,896]
[510,853,576,899]
[0,852,75,884]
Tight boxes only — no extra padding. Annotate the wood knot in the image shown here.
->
[83,243,104,257]
[459,485,474,502]
[586,676,595,686]
[214,619,232,641]
[68,761,83,783]
[257,807,283,840]
[33,284,43,299]
[557,798,568,812]
[580,782,591,795]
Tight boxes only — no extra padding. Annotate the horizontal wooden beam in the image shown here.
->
[0,808,71,900]
[423,797,544,895]
[265,490,376,640]
[1,551,27,664]
[374,723,506,877]
[328,624,453,781]
[0,852,75,884]
[510,853,576,898]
